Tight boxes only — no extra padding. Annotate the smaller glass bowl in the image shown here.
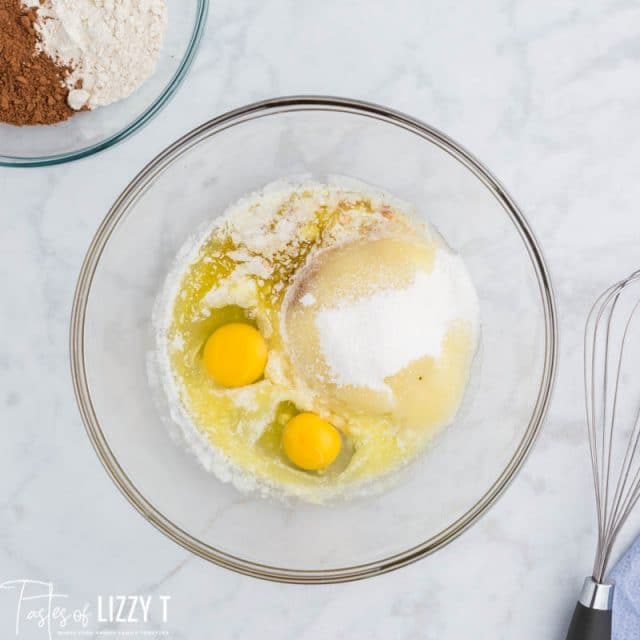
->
[0,0,208,167]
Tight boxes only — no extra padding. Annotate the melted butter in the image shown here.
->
[163,186,477,500]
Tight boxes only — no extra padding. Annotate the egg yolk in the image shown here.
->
[202,323,268,388]
[283,412,342,471]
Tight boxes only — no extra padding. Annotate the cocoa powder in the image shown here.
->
[0,0,74,125]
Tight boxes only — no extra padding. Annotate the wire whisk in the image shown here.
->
[566,269,640,640]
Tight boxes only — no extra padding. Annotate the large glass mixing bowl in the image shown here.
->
[70,97,557,583]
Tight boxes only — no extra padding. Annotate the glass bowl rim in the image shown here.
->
[70,95,558,583]
[0,0,209,168]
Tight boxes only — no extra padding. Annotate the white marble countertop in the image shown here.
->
[2,1,640,638]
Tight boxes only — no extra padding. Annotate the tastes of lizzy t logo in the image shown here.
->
[0,579,171,639]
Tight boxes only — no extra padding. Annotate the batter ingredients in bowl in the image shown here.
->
[154,180,480,502]
[0,0,168,125]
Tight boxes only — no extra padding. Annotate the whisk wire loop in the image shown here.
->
[584,270,640,582]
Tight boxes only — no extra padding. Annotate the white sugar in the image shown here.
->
[315,252,479,393]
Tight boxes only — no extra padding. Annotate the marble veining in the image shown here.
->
[1,0,640,638]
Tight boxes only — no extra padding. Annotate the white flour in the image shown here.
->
[23,0,168,110]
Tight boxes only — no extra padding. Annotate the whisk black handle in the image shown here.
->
[565,578,614,640]
[565,602,611,640]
